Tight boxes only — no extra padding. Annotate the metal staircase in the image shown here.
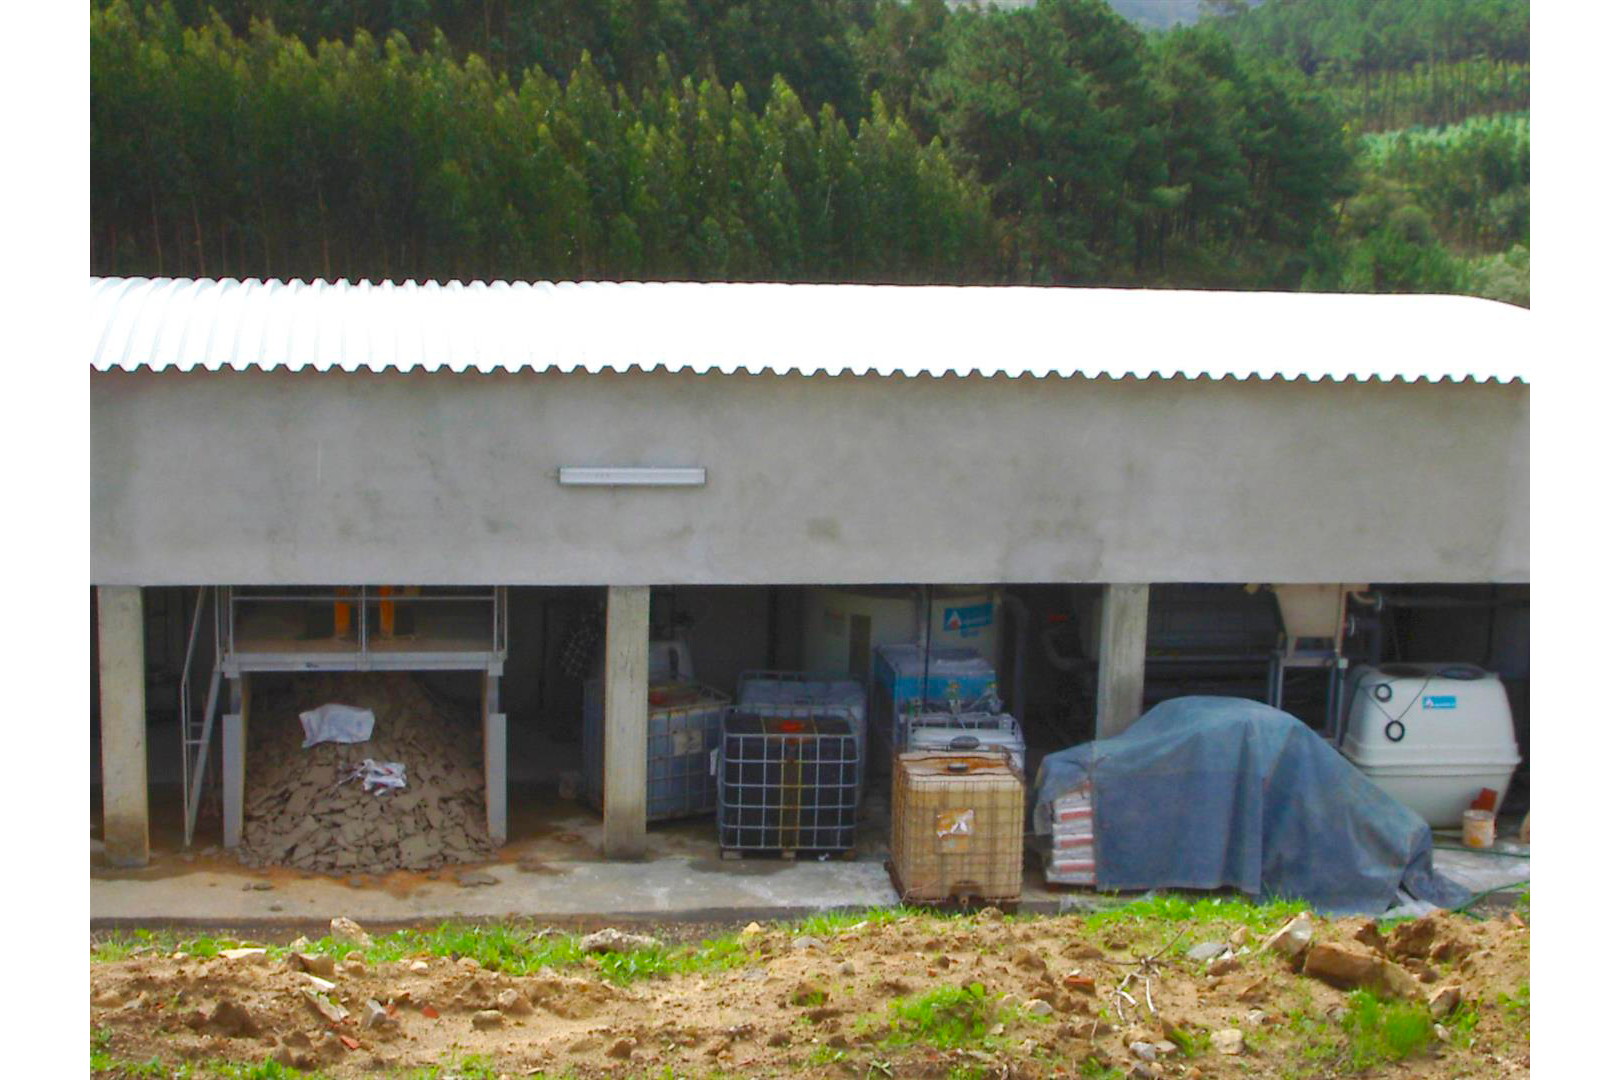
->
[178,586,224,847]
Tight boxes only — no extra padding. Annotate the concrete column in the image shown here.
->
[482,673,507,846]
[602,585,650,858]
[222,676,251,848]
[1095,584,1150,740]
[97,586,149,867]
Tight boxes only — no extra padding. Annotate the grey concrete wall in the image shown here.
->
[91,369,1528,586]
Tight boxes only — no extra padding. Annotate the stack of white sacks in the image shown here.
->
[1044,784,1097,885]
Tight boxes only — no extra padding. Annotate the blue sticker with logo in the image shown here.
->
[1421,695,1457,710]
[943,602,993,638]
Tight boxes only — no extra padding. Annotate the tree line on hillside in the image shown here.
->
[92,0,1351,288]
[1203,0,1529,130]
[92,2,992,284]
[90,0,1529,303]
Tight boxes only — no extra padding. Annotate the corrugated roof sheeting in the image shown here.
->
[89,277,1529,383]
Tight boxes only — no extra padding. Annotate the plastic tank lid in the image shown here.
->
[1379,662,1488,680]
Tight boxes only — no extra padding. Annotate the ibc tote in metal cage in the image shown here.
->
[902,710,1027,776]
[890,751,1024,905]
[717,706,860,857]
[736,670,869,794]
[583,649,731,821]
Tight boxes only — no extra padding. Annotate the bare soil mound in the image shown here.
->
[90,909,1530,1078]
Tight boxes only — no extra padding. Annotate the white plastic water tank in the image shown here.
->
[1339,662,1521,828]
[801,586,1000,682]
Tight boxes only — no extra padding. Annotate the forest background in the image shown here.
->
[89,0,1531,305]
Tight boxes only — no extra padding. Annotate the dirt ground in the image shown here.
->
[90,908,1529,1078]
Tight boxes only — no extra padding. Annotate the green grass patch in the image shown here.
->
[882,982,1028,1051]
[1446,999,1481,1048]
[787,905,938,939]
[1339,989,1433,1068]
[94,922,748,986]
[1080,892,1308,955]
[1497,980,1529,1023]
[806,1043,847,1066]
[1164,1026,1210,1058]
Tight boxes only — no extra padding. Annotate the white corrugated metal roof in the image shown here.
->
[89,277,1528,382]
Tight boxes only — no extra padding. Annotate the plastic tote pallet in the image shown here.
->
[873,644,1000,753]
[891,751,1024,904]
[582,681,731,822]
[903,710,1026,776]
[736,670,869,793]
[717,708,859,854]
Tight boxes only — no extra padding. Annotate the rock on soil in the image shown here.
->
[234,674,495,875]
[1212,1028,1246,1055]
[579,928,660,954]
[1428,984,1462,1017]
[1303,942,1420,1000]
[1264,914,1314,959]
[287,951,336,978]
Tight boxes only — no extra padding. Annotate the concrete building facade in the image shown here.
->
[89,278,1530,865]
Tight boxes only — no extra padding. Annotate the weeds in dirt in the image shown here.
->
[1339,989,1433,1067]
[1446,998,1481,1048]
[806,1043,848,1066]
[1083,893,1309,941]
[94,922,747,986]
[1497,980,1529,1023]
[1283,1007,1342,1074]
[788,906,931,938]
[880,982,1029,1051]
[1164,1025,1210,1057]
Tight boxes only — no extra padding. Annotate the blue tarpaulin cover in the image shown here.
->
[1033,697,1469,914]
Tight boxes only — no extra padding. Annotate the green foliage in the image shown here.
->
[90,0,1526,301]
[125,1,881,122]
[1204,0,1529,130]
[1165,1026,1211,1058]
[1363,112,1529,252]
[806,1043,848,1066]
[1339,989,1434,1068]
[1082,892,1309,936]
[789,905,927,938]
[91,0,994,283]
[93,921,746,986]
[1446,999,1481,1048]
[1497,981,1530,1023]
[885,982,1004,1050]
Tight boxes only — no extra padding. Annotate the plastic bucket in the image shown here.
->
[1462,809,1496,849]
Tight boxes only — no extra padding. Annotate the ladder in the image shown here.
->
[179,586,224,847]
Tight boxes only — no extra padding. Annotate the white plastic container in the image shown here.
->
[904,711,1026,776]
[1339,662,1520,828]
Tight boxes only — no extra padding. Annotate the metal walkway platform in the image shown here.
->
[179,586,509,851]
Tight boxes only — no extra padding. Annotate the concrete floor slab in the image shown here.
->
[92,784,1528,927]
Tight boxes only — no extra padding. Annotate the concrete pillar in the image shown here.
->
[482,673,507,846]
[222,676,251,849]
[97,586,149,867]
[1095,584,1150,740]
[602,585,650,858]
